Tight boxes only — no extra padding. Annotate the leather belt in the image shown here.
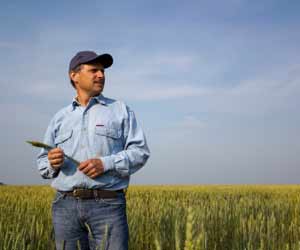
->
[58,189,123,199]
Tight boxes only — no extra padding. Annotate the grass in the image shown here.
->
[1,185,300,250]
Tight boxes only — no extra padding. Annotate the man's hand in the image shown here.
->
[48,148,64,170]
[78,159,104,179]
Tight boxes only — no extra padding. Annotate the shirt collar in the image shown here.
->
[93,94,108,105]
[70,94,108,111]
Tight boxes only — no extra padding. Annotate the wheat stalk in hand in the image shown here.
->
[26,140,80,166]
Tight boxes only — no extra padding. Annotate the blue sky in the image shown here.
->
[1,0,300,184]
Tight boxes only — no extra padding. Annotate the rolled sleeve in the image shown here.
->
[36,118,60,179]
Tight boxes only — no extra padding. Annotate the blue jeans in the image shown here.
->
[51,191,129,250]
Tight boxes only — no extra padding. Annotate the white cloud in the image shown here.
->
[176,115,206,129]
[150,54,197,72]
[108,83,210,101]
[11,37,299,119]
[107,62,300,117]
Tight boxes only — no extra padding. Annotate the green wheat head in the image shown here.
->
[26,141,53,150]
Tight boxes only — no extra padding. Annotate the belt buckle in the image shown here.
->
[73,189,83,198]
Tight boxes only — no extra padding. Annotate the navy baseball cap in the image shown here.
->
[69,51,113,72]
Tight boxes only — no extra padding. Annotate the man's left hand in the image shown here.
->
[78,159,104,178]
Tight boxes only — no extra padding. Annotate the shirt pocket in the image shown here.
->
[54,130,73,154]
[94,126,122,154]
[95,126,122,139]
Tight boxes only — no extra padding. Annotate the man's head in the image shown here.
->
[70,62,108,97]
[69,51,113,89]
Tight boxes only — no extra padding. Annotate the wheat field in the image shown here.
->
[1,185,300,250]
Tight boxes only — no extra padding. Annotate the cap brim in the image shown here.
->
[86,53,113,68]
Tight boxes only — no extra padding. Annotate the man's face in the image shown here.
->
[71,63,105,96]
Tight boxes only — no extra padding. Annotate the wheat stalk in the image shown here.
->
[26,140,80,166]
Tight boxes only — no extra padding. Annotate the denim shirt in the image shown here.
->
[37,94,150,191]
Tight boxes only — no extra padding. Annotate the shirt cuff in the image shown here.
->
[100,156,115,172]
[48,164,60,177]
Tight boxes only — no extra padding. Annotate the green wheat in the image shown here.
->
[26,140,80,165]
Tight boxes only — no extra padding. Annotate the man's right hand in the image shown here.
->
[48,148,64,170]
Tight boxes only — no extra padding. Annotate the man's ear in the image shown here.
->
[69,71,78,83]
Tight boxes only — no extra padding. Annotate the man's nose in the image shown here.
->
[96,70,104,78]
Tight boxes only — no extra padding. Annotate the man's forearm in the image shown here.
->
[100,146,150,177]
[37,152,60,179]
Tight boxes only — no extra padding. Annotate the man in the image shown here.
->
[37,51,150,250]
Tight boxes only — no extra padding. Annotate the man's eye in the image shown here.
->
[90,69,104,73]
